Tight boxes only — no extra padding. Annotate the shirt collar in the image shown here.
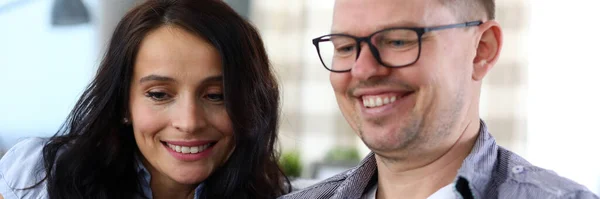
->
[454,120,498,198]
[134,153,205,199]
[333,152,378,197]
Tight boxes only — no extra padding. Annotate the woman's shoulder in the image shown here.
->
[0,137,49,198]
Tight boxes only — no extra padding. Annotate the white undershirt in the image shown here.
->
[362,183,455,199]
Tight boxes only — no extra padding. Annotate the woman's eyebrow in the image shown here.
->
[139,74,175,83]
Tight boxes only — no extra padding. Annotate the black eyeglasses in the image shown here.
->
[312,21,483,72]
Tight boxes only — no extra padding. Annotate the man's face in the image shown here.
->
[330,0,480,158]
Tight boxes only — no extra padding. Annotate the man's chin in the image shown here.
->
[359,125,418,152]
[361,132,399,151]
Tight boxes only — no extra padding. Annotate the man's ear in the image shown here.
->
[472,20,503,81]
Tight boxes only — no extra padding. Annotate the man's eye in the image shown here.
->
[380,38,418,50]
[388,40,406,47]
[206,93,224,102]
[145,91,170,101]
[337,45,355,52]
[335,45,355,56]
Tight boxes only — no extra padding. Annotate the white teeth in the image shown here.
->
[363,95,398,108]
[167,144,183,152]
[190,146,199,153]
[181,146,190,154]
[167,143,212,154]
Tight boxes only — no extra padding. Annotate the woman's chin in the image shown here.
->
[174,175,209,185]
[170,169,211,185]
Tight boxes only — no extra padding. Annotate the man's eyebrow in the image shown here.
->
[330,21,423,35]
[377,21,423,30]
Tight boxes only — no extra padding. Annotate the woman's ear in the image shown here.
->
[472,20,503,81]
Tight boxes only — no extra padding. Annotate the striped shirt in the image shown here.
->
[279,120,599,199]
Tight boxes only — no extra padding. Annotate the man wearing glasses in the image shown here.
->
[280,0,599,198]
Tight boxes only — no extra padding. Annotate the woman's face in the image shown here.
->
[129,25,234,186]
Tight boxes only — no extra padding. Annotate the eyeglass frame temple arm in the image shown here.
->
[423,21,483,32]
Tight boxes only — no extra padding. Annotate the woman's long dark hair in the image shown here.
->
[41,0,289,198]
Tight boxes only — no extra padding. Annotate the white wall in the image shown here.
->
[527,0,600,194]
[0,0,98,149]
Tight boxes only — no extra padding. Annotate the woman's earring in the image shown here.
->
[123,117,130,124]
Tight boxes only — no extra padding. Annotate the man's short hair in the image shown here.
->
[441,0,495,21]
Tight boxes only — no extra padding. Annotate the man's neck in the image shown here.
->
[374,119,480,199]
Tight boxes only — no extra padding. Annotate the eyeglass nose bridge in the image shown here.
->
[354,37,382,63]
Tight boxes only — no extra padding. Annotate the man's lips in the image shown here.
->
[362,93,397,108]
[352,90,416,120]
[361,91,414,108]
[353,88,415,109]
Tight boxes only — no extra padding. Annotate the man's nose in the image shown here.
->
[350,43,392,81]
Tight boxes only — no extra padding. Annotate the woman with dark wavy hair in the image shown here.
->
[0,0,289,198]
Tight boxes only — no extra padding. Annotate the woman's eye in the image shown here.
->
[206,93,224,102]
[145,91,170,101]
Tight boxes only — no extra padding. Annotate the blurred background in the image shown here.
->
[0,0,599,194]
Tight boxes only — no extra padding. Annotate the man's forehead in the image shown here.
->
[331,0,453,35]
